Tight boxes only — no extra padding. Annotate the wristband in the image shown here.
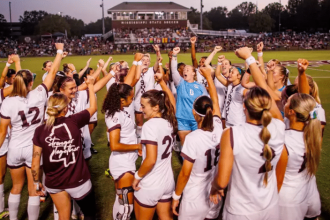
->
[159,63,162,66]
[110,70,116,76]
[217,62,222,66]
[6,63,11,67]
[137,61,142,66]
[34,182,40,191]
[245,56,256,66]
[134,172,143,180]
[172,191,181,200]
[57,50,63,54]
[257,52,263,57]
[133,61,138,66]
[72,70,77,74]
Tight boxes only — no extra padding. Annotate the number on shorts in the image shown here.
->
[258,148,276,174]
[204,148,220,172]
[18,107,41,128]
[161,135,174,159]
[298,153,307,173]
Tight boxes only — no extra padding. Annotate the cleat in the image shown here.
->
[0,209,9,219]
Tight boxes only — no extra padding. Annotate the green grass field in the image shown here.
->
[0,50,330,220]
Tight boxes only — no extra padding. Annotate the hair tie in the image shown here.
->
[309,109,317,120]
[285,68,290,76]
[53,105,60,109]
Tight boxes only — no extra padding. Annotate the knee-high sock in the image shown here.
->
[8,193,20,220]
[136,126,142,143]
[0,184,4,213]
[27,196,40,220]
[53,204,59,220]
[72,199,81,216]
[113,195,120,220]
[115,204,134,220]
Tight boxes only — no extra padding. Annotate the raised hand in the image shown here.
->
[103,57,113,71]
[168,51,173,59]
[257,42,264,53]
[172,47,180,56]
[218,55,225,63]
[152,44,160,52]
[235,47,252,60]
[158,56,163,64]
[214,46,222,53]
[266,60,276,72]
[68,63,75,71]
[7,55,14,64]
[85,75,95,85]
[62,51,68,59]
[134,53,144,61]
[190,36,197,44]
[55,43,64,51]
[165,63,170,69]
[297,58,309,74]
[86,58,92,66]
[98,59,105,68]
[11,54,20,63]
[199,67,212,78]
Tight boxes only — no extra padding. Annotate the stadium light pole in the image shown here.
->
[200,0,203,31]
[279,0,281,32]
[9,2,12,38]
[101,0,105,35]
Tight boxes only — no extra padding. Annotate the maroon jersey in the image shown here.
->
[33,110,91,189]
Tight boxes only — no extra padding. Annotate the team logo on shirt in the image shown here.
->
[212,134,217,142]
[194,85,199,89]
[46,123,79,167]
[113,117,118,123]
[37,86,43,92]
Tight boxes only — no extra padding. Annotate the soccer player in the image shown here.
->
[31,75,97,220]
[210,47,288,220]
[132,83,177,220]
[0,43,63,220]
[172,66,223,219]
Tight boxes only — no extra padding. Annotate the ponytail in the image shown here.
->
[260,109,272,186]
[306,75,321,104]
[10,70,33,98]
[141,90,178,133]
[45,93,69,129]
[102,83,133,118]
[289,93,322,177]
[193,96,214,132]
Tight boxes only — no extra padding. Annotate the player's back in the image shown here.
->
[226,118,285,214]
[140,117,175,189]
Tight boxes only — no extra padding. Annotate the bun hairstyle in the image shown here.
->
[306,75,321,104]
[10,69,33,98]
[63,63,70,73]
[289,93,322,177]
[142,90,178,134]
[244,87,272,186]
[53,76,75,92]
[193,96,214,132]
[46,93,69,129]
[275,65,289,86]
[102,83,133,118]
[42,60,51,70]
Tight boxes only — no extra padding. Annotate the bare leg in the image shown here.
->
[50,191,71,220]
[156,201,173,220]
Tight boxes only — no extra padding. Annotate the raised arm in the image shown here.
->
[78,59,104,91]
[77,58,92,79]
[10,54,21,72]
[200,67,221,118]
[171,47,182,86]
[235,47,283,121]
[257,42,265,72]
[215,55,229,87]
[0,56,13,88]
[190,36,198,68]
[125,53,143,86]
[168,51,173,82]
[85,75,97,116]
[204,46,222,78]
[241,71,255,89]
[297,59,310,94]
[153,45,161,73]
[43,43,64,91]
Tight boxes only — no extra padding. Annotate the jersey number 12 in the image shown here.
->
[204,148,220,172]
[18,107,41,128]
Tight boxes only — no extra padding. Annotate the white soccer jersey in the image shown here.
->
[105,70,116,91]
[179,116,223,219]
[134,67,155,112]
[105,110,138,180]
[224,118,285,216]
[0,84,48,149]
[279,129,321,219]
[0,89,9,156]
[42,72,48,81]
[139,117,175,189]
[4,83,10,88]
[224,84,246,127]
[196,69,208,88]
[214,78,227,117]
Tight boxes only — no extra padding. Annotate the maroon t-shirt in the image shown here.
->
[33,110,91,189]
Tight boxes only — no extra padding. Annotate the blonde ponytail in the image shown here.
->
[10,70,33,98]
[46,93,69,129]
[306,75,321,104]
[260,109,272,186]
[289,93,322,177]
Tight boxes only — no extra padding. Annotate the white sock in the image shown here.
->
[113,195,119,220]
[115,204,133,220]
[0,184,4,213]
[8,193,20,220]
[136,126,142,143]
[28,196,40,220]
[72,199,81,215]
[53,204,59,220]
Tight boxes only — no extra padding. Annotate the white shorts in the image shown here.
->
[7,145,43,169]
[45,179,92,200]
[90,111,98,125]
[109,154,136,181]
[279,182,321,219]
[179,199,221,220]
[223,204,280,220]
[134,181,175,208]
[134,98,142,113]
[0,138,9,157]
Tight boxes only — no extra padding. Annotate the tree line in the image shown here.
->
[189,0,330,33]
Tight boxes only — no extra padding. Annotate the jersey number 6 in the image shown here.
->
[18,107,41,128]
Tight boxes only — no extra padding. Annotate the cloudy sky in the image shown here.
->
[0,0,288,24]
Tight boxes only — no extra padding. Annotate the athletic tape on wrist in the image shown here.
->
[134,172,143,180]
[159,63,162,66]
[57,50,63,54]
[137,61,142,66]
[133,61,138,66]
[6,63,11,67]
[258,52,263,57]
[246,56,256,66]
[217,62,222,66]
[172,191,181,200]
